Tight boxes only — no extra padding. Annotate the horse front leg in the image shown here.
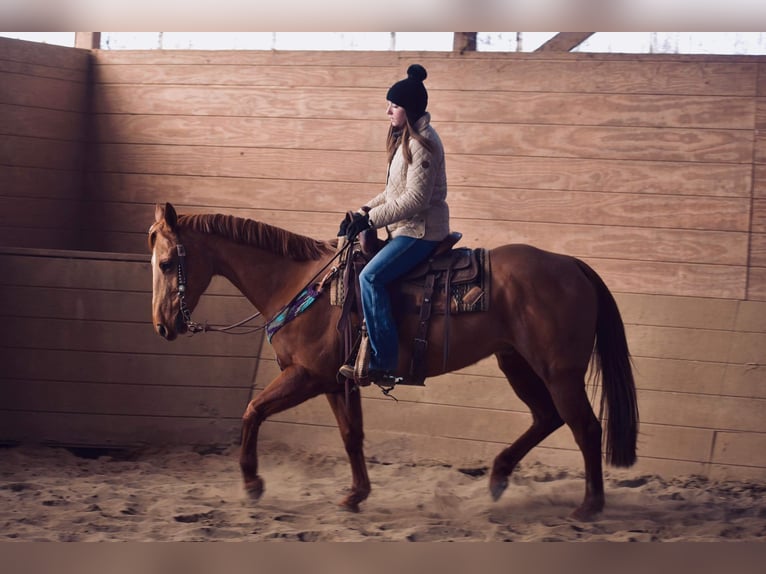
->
[240,364,324,500]
[325,388,371,512]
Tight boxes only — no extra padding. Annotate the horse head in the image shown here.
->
[148,202,211,340]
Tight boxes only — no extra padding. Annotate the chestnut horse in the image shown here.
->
[149,202,638,520]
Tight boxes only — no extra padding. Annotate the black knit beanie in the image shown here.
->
[386,64,428,125]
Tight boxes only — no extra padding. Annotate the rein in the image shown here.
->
[174,241,350,337]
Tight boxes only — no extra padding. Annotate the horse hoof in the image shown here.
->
[489,476,508,501]
[339,499,361,513]
[338,492,365,513]
[570,503,602,522]
[244,477,264,500]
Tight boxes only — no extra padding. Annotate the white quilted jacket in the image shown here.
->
[365,113,450,241]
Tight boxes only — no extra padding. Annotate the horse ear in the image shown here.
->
[154,203,165,224]
[155,202,178,231]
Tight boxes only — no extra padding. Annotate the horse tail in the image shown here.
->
[575,258,639,468]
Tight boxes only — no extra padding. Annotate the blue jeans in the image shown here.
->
[359,236,440,372]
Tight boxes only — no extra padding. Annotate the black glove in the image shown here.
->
[337,217,349,237]
[345,212,371,240]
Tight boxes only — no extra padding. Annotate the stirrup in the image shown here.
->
[338,323,372,385]
[338,364,371,387]
[337,365,401,388]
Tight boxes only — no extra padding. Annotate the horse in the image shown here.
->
[149,202,638,520]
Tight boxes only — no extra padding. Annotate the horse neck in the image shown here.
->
[198,232,329,319]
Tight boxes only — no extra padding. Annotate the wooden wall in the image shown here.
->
[83,51,759,302]
[1,39,764,480]
[0,37,91,250]
[0,247,264,447]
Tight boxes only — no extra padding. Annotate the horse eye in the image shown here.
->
[159,260,173,273]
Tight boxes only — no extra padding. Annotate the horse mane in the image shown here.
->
[178,213,335,261]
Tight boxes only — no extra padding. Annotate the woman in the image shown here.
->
[339,64,450,386]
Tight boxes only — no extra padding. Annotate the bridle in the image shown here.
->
[171,239,351,337]
[174,243,263,335]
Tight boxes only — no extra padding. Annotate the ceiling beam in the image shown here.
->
[535,32,594,52]
[75,32,101,50]
[453,32,477,54]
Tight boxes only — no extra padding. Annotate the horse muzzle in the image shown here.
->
[155,311,187,340]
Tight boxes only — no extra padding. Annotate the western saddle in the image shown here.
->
[330,227,489,386]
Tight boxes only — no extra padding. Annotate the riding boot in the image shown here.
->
[338,324,372,386]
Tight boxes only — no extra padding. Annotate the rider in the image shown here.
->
[339,63,450,386]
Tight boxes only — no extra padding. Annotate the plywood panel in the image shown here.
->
[0,249,238,296]
[0,71,87,112]
[749,233,766,267]
[631,357,766,398]
[447,154,751,197]
[627,324,766,363]
[0,316,260,357]
[0,197,84,230]
[0,229,83,250]
[712,431,766,467]
[0,36,88,71]
[0,284,257,325]
[0,135,83,170]
[93,86,755,130]
[3,348,256,388]
[1,379,250,419]
[93,52,758,96]
[589,258,746,299]
[753,201,766,233]
[91,143,751,197]
[440,123,753,163]
[89,173,752,232]
[617,293,739,329]
[747,267,766,301]
[638,390,766,433]
[0,411,242,447]
[93,113,754,164]
[755,132,766,164]
[755,165,766,198]
[0,103,85,140]
[758,62,766,98]
[0,166,82,200]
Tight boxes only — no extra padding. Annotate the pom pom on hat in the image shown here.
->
[386,64,429,124]
[406,64,427,82]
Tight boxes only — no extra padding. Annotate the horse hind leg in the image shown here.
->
[546,372,605,521]
[325,389,371,512]
[490,350,564,502]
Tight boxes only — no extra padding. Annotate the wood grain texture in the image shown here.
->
[89,143,751,197]
[0,40,89,251]
[89,173,752,231]
[0,36,89,71]
[93,51,758,95]
[91,84,755,129]
[91,113,754,163]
